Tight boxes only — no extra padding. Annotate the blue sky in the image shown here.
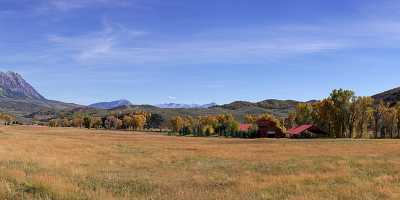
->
[1,0,400,105]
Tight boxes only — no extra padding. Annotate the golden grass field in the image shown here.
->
[0,126,400,200]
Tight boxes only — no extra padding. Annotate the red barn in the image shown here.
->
[239,124,252,132]
[256,119,284,138]
[288,124,327,138]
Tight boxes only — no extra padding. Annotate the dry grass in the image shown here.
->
[1,126,400,199]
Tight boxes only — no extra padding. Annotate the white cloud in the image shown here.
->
[168,96,177,100]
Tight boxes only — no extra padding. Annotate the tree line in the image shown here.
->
[49,112,164,131]
[170,114,240,137]
[169,113,284,138]
[289,89,400,138]
[0,113,16,125]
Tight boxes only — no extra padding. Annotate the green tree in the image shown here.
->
[202,125,215,136]
[49,119,58,127]
[170,116,184,133]
[0,113,16,125]
[123,115,134,130]
[353,96,374,138]
[72,114,84,128]
[91,117,102,129]
[215,114,238,136]
[381,106,397,138]
[312,99,335,136]
[244,114,257,124]
[396,103,400,138]
[330,89,355,138]
[104,116,121,129]
[148,113,164,131]
[295,103,313,125]
[60,118,71,127]
[258,113,285,133]
[285,111,296,129]
[199,116,218,135]
[132,115,146,130]
[83,116,92,129]
[373,101,386,138]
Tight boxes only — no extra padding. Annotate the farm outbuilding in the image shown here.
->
[287,125,328,138]
[256,119,285,138]
[239,124,252,132]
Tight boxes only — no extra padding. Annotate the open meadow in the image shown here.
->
[0,126,400,199]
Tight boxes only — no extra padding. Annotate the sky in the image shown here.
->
[1,0,400,105]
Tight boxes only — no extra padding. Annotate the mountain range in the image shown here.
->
[155,103,217,109]
[1,71,400,123]
[89,99,133,109]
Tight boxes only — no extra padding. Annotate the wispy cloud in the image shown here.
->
[48,34,115,61]
[360,0,400,19]
[44,18,400,66]
[47,21,147,63]
[0,0,146,18]
[46,25,346,65]
[43,0,132,11]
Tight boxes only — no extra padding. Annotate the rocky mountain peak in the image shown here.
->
[0,71,46,100]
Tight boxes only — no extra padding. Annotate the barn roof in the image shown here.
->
[288,124,326,135]
[256,119,276,126]
[239,124,252,131]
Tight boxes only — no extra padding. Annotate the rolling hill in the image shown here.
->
[155,103,217,109]
[29,100,300,125]
[372,87,400,105]
[89,99,133,109]
[101,99,300,123]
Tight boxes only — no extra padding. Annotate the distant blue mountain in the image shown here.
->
[155,103,217,109]
[89,99,133,110]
